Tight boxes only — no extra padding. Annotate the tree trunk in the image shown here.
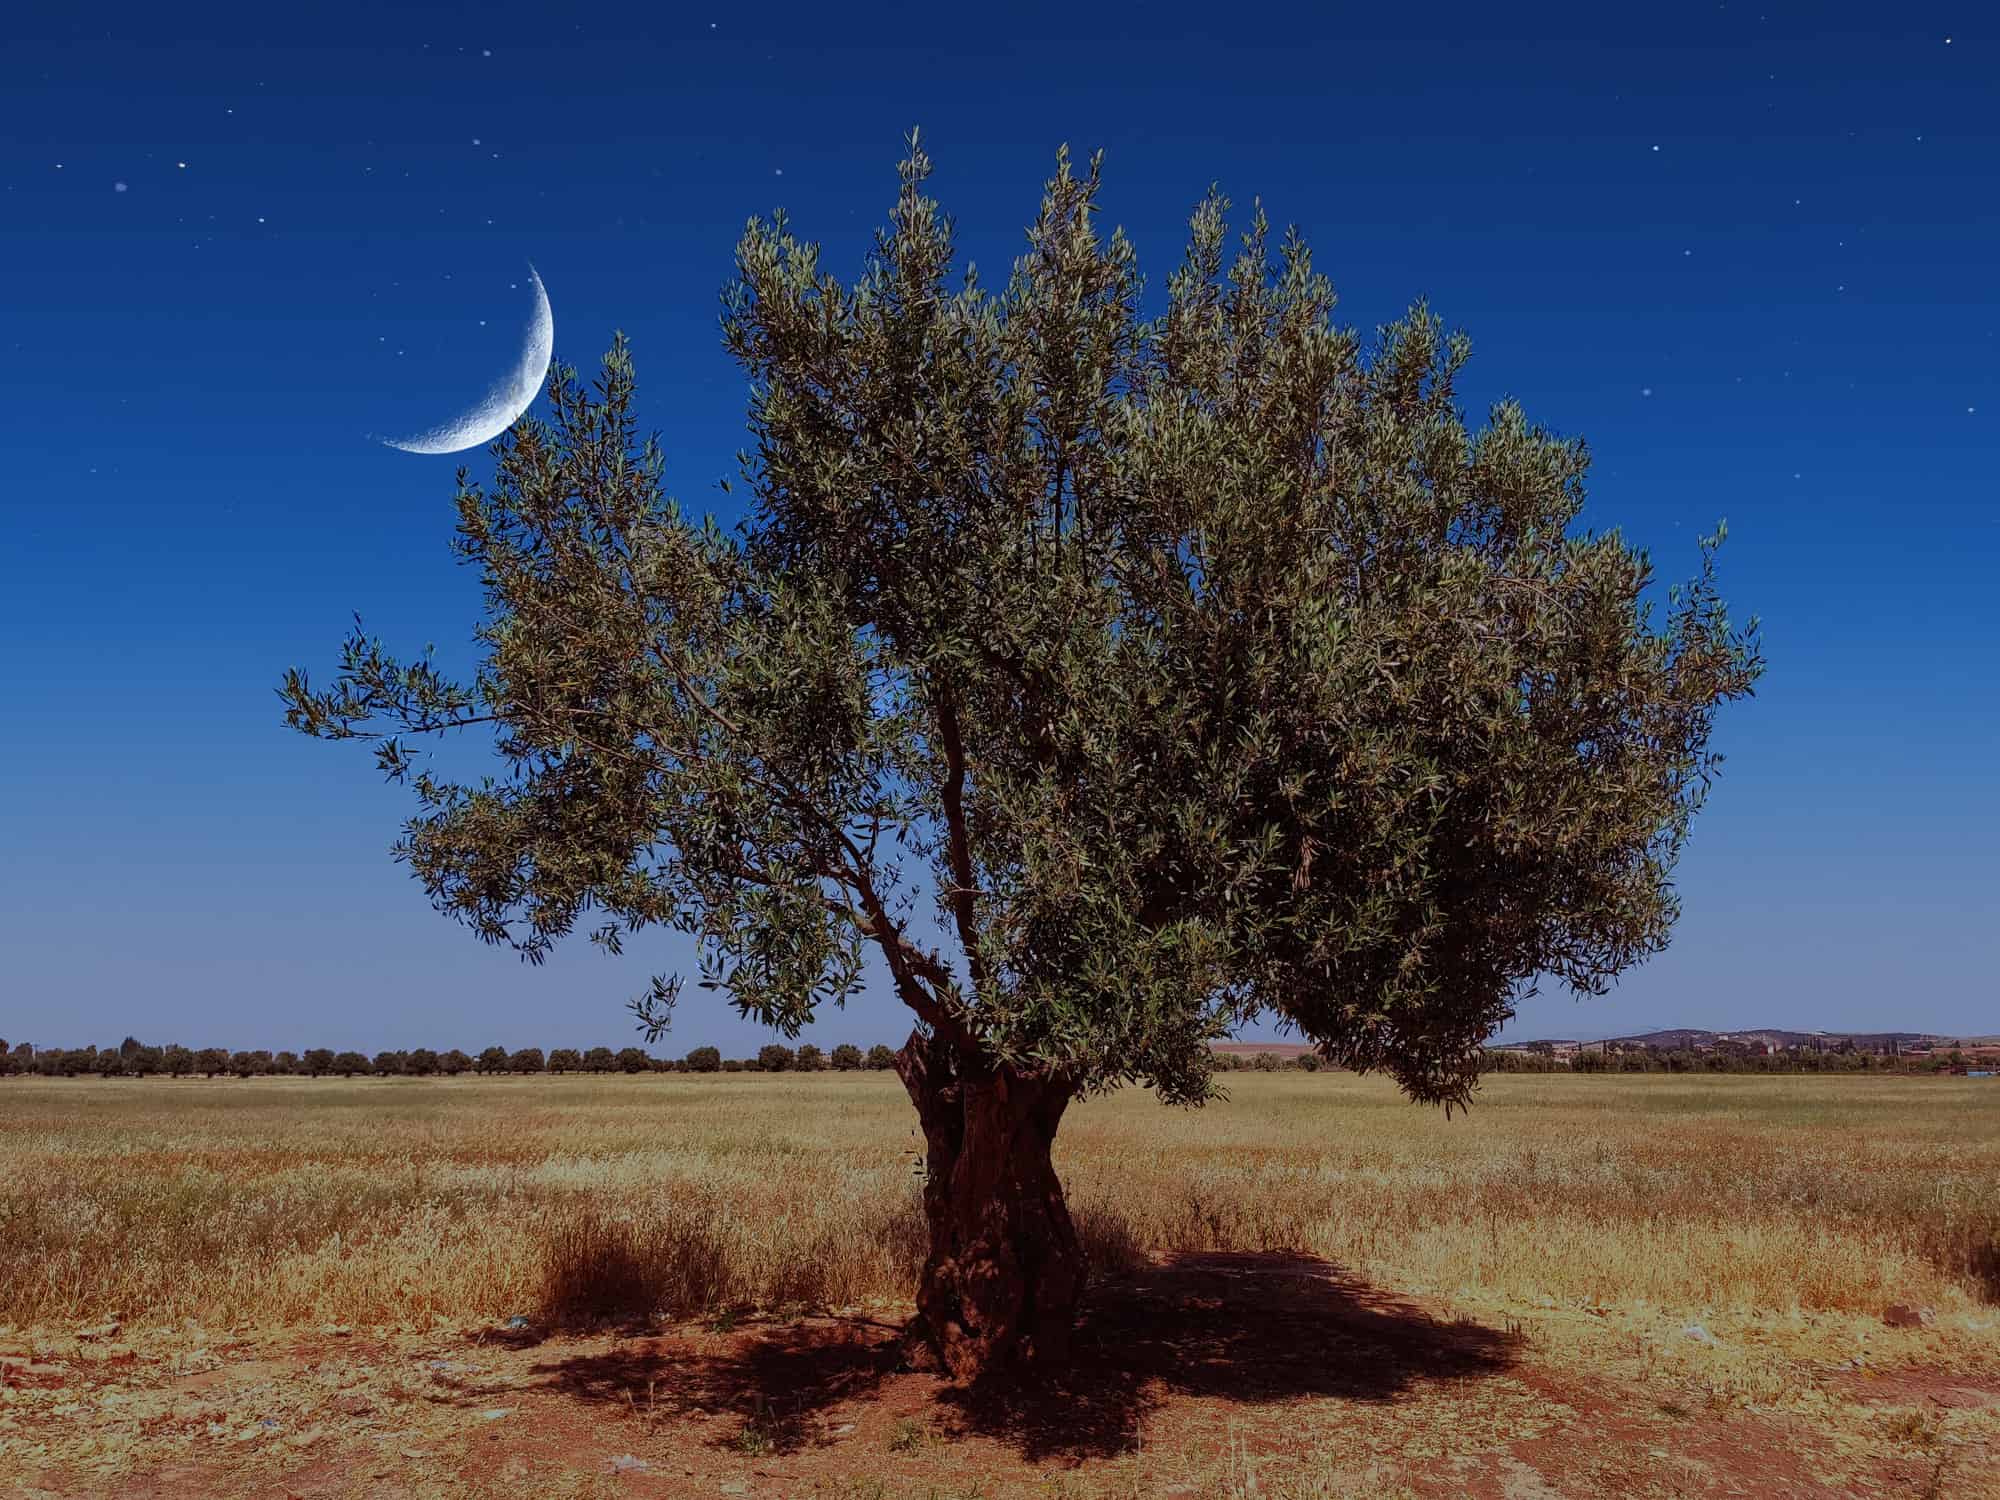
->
[894,1032,1085,1380]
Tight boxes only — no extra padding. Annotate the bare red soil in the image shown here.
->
[6,1253,1995,1499]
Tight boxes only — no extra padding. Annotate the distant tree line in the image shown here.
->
[0,1036,909,1079]
[1480,1043,1978,1075]
[0,1035,1353,1081]
[5,1035,1964,1082]
[1212,1052,1328,1072]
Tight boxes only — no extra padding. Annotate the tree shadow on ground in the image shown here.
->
[938,1251,1522,1461]
[529,1315,902,1453]
[526,1251,1520,1462]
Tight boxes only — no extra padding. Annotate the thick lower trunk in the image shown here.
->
[894,1032,1084,1379]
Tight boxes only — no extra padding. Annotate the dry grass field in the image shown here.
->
[5,1071,2000,1498]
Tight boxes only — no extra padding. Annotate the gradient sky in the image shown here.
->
[3,1,1994,1058]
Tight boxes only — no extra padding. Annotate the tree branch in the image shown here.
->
[934,686,990,1003]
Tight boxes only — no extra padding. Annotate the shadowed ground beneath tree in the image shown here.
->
[11,1248,1995,1498]
[531,1251,1522,1461]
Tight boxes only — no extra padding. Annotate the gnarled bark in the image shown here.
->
[895,1032,1084,1379]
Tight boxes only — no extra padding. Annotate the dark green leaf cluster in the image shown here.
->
[280,137,1758,1114]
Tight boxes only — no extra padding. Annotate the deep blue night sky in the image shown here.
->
[3,2,1993,1055]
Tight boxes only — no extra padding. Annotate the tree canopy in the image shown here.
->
[281,137,1759,1371]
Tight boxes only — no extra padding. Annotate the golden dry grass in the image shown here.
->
[3,1070,1997,1338]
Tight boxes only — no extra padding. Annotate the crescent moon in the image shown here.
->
[384,267,554,454]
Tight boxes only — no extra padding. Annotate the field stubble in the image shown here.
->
[3,1071,1997,1337]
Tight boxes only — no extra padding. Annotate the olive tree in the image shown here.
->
[281,139,1758,1378]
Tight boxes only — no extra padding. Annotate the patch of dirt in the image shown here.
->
[1829,1364,2000,1411]
[4,1254,1997,1499]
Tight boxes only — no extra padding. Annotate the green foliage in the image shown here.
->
[830,1043,864,1071]
[511,1046,547,1074]
[795,1043,825,1072]
[280,138,1757,1114]
[332,1051,371,1077]
[865,1044,897,1071]
[757,1043,795,1073]
[547,1047,582,1073]
[685,1045,722,1073]
[477,1046,508,1074]
[583,1046,615,1073]
[616,1046,651,1073]
[1252,1052,1281,1072]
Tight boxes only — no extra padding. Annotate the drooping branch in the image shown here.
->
[283,614,971,1044]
